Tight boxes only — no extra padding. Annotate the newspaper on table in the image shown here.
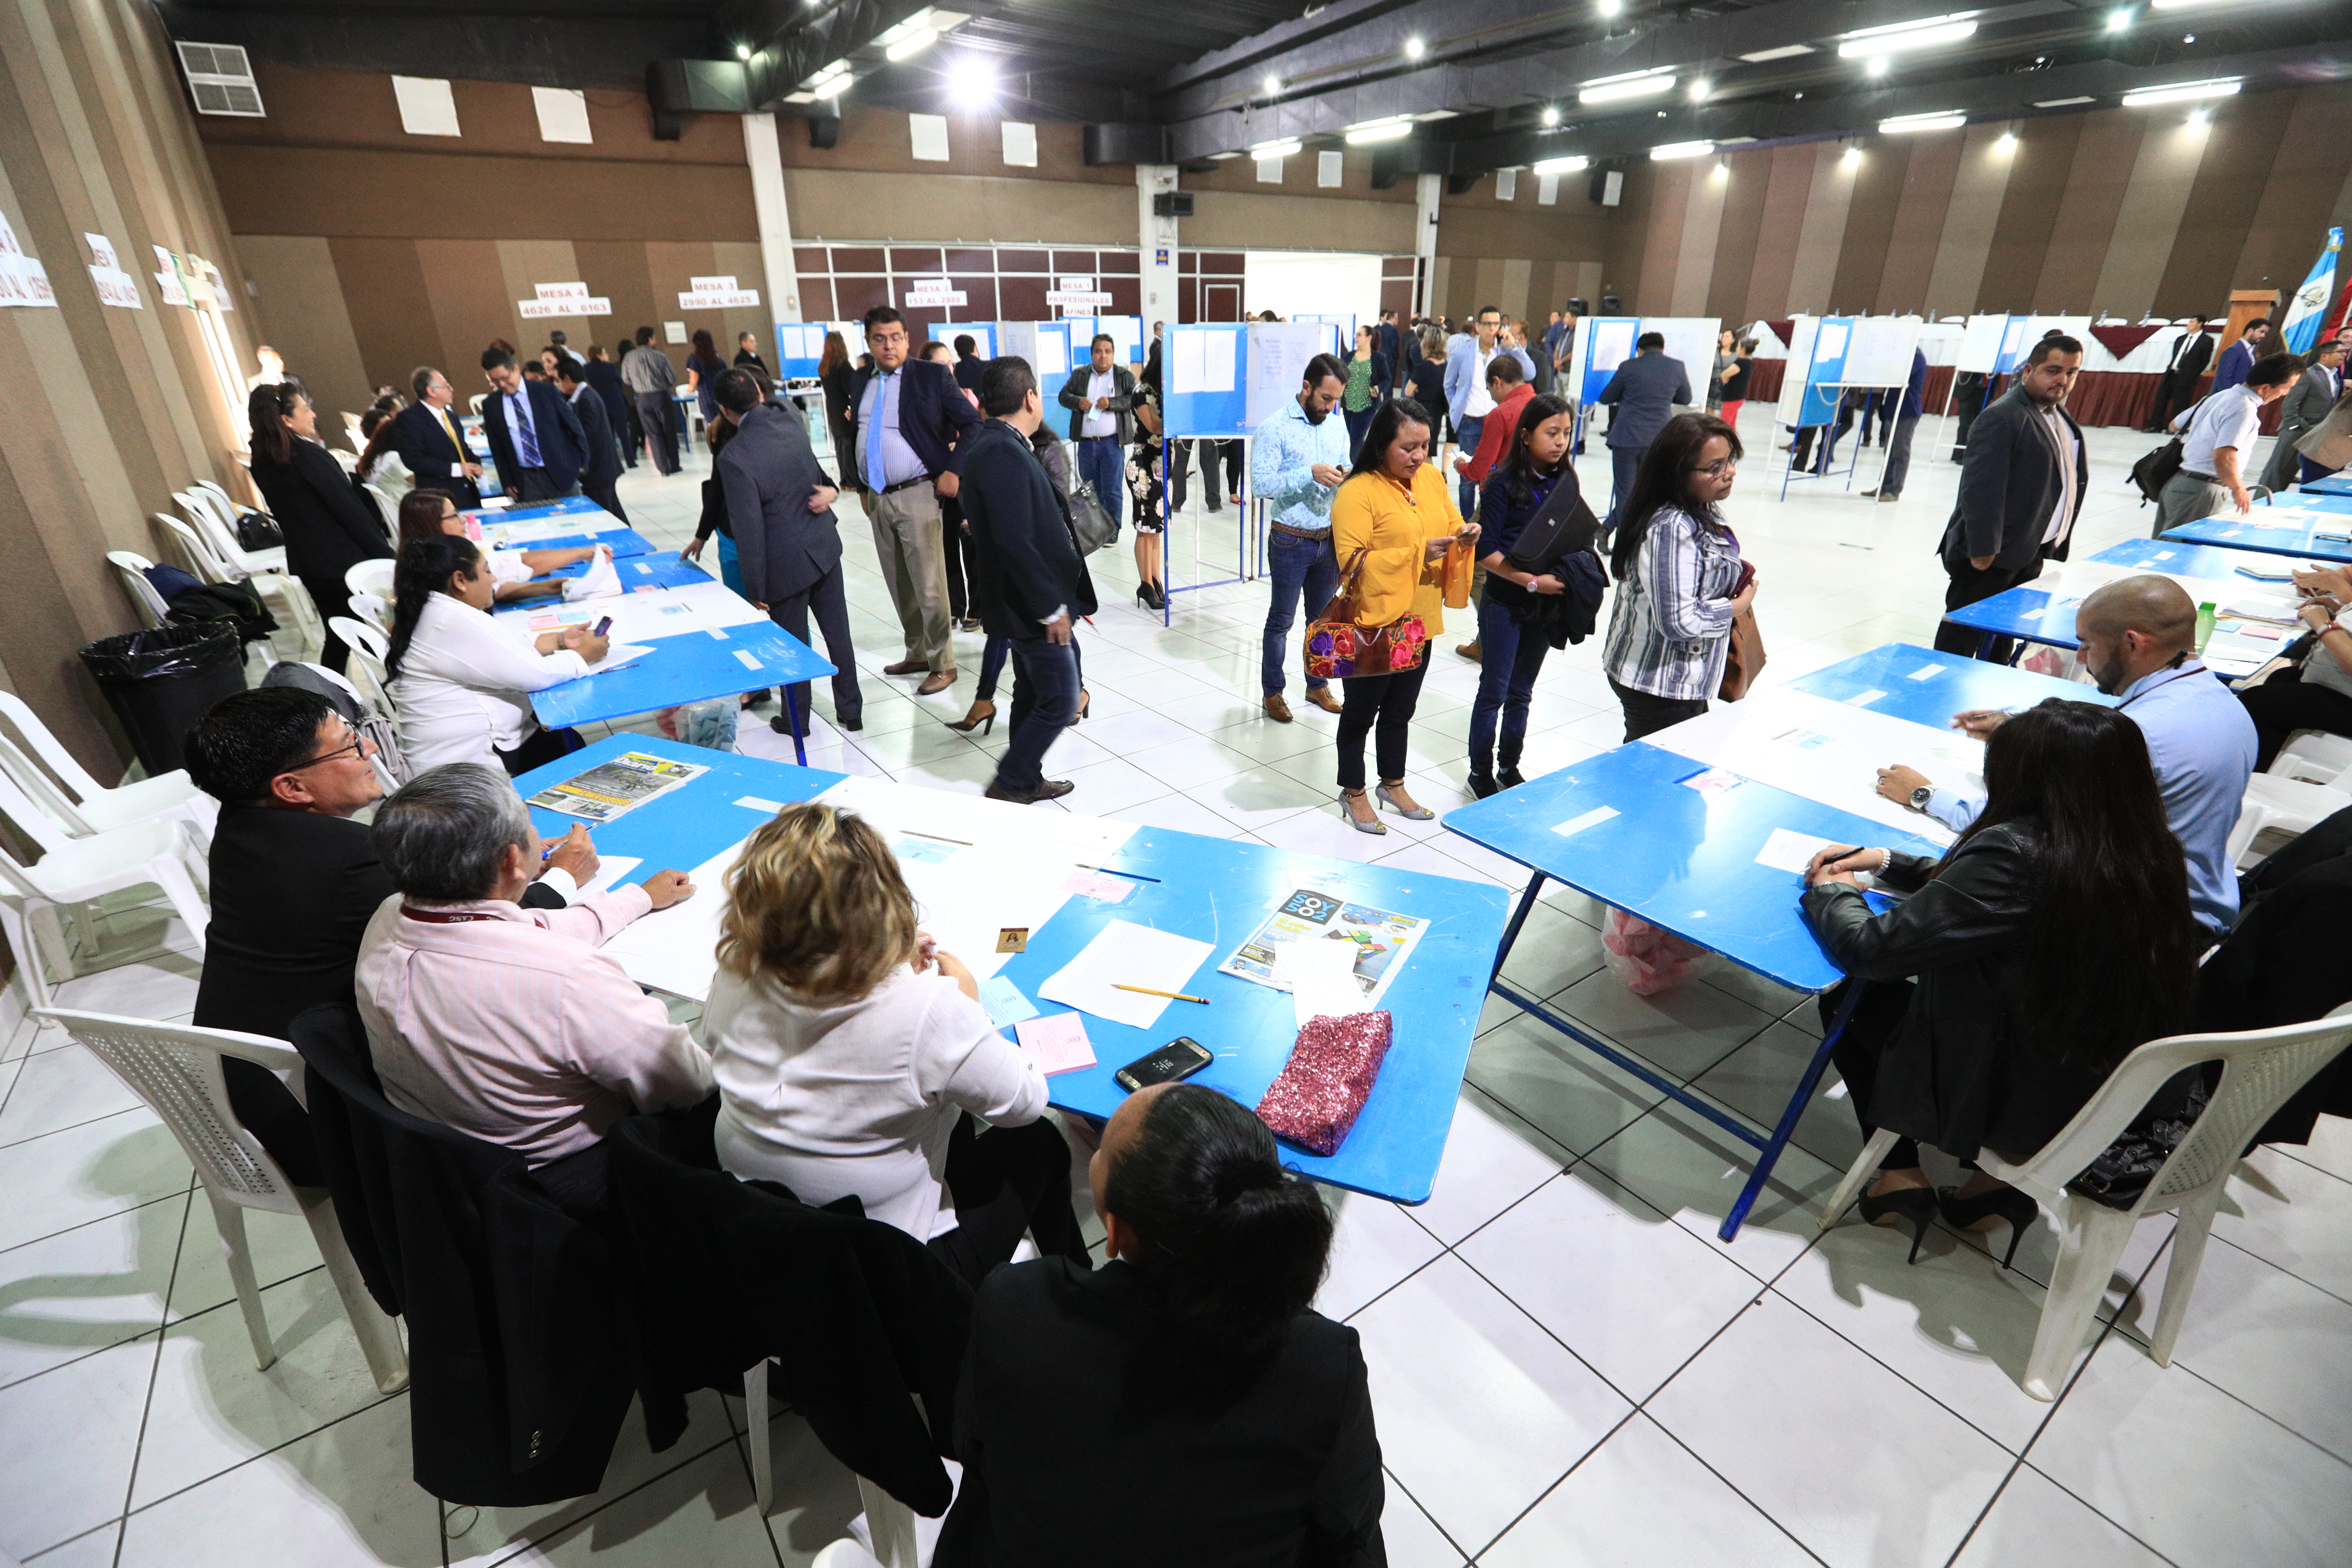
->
[525,750,708,824]
[1218,887,1429,1010]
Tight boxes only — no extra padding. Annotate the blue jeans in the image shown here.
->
[1608,445,1642,527]
[1343,406,1375,462]
[1467,592,1550,772]
[1075,437,1123,529]
[1454,415,1485,518]
[995,637,1082,793]
[1261,530,1341,696]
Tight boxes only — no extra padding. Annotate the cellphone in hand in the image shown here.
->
[590,616,613,638]
[1115,1037,1213,1093]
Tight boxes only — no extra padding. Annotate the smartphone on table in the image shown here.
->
[1115,1037,1213,1093]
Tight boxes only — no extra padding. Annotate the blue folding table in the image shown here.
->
[2160,513,2352,565]
[1782,641,2114,725]
[1443,741,1942,1240]
[2300,473,2352,497]
[493,527,657,560]
[514,736,1513,1205]
[529,620,837,764]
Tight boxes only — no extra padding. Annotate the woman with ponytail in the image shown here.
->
[936,1081,1384,1568]
[703,802,1086,1287]
[247,381,392,672]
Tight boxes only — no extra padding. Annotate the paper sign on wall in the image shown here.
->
[1047,289,1112,310]
[0,214,54,309]
[679,276,760,310]
[902,277,966,308]
[665,321,688,343]
[150,244,186,307]
[85,234,141,309]
[200,259,233,312]
[520,282,610,318]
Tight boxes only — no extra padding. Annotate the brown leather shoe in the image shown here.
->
[915,670,957,696]
[1303,686,1342,714]
[883,658,927,675]
[1456,639,1482,663]
[985,779,1076,804]
[1263,693,1294,723]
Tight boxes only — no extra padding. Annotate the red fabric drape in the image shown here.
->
[1763,320,1795,348]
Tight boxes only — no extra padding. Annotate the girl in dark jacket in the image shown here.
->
[1467,393,1583,797]
[1799,700,2203,1264]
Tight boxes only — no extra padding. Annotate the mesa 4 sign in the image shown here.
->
[678,274,760,309]
[519,281,610,318]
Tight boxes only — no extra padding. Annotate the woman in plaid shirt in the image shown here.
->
[1601,412,1759,741]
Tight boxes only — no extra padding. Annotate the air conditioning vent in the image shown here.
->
[175,42,265,117]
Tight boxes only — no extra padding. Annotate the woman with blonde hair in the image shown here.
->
[704,803,1088,1284]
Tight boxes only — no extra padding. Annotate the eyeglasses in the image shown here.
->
[1689,457,1740,478]
[284,733,367,773]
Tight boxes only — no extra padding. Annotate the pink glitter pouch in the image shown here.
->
[1255,1011,1393,1156]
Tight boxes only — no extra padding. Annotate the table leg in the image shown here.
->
[782,687,806,767]
[1975,628,1994,662]
[1488,873,1549,987]
[1717,982,1864,1242]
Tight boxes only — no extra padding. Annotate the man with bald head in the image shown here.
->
[1877,574,2256,934]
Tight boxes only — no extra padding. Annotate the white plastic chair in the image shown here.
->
[0,769,210,1009]
[746,1359,923,1566]
[0,691,213,849]
[346,592,392,638]
[1817,1005,2352,1400]
[467,392,487,416]
[154,513,230,585]
[107,550,171,629]
[2269,730,2352,787]
[344,558,396,602]
[32,1008,408,1395]
[2225,773,2352,866]
[178,488,290,580]
[329,615,396,707]
[361,483,399,542]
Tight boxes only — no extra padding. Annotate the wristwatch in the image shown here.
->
[1909,785,1932,811]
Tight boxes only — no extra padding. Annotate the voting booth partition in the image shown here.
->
[1565,315,1722,450]
[1773,315,1926,499]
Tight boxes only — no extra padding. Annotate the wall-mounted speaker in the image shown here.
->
[807,114,840,150]
[1152,191,1194,217]
[1589,167,1623,207]
[1086,123,1168,165]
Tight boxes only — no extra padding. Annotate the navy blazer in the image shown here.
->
[581,358,633,443]
[960,419,1095,638]
[387,402,481,509]
[480,380,587,490]
[1596,351,1693,450]
[717,404,843,605]
[569,386,625,494]
[1941,387,2086,572]
[844,357,980,490]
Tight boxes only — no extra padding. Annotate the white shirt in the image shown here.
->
[1463,345,1498,418]
[705,963,1048,1243]
[1079,370,1118,439]
[2179,385,2262,480]
[390,591,590,771]
[484,548,535,586]
[2037,403,2082,545]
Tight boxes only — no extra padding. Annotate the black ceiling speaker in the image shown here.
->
[808,114,840,150]
[1086,123,1168,165]
[1152,191,1194,217]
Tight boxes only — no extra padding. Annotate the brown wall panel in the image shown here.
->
[326,237,440,392]
[1877,132,1963,315]
[2234,84,2352,303]
[2152,90,2296,315]
[1602,162,1657,310]
[1707,148,1771,325]
[1636,161,1691,315]
[1743,145,1813,322]
[1830,139,1909,315]
[570,239,659,349]
[1976,116,2084,313]
[2032,112,2140,314]
[415,239,514,386]
[239,235,372,418]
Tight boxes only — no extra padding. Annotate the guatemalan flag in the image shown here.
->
[2282,227,2342,356]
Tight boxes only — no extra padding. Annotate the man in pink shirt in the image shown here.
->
[355,764,714,1207]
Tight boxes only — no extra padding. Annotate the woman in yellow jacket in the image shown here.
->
[1327,398,1478,834]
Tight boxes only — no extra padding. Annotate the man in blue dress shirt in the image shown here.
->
[1875,576,2257,937]
[1246,355,1351,723]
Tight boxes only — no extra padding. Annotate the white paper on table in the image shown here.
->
[588,642,656,674]
[562,546,621,600]
[1036,920,1216,1031]
[596,842,741,1000]
[1755,827,1841,874]
[1274,939,1366,1030]
[571,856,641,897]
[1172,330,1207,394]
[1202,330,1237,392]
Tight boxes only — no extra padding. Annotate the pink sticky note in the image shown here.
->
[1056,871,1136,903]
[1014,1011,1096,1075]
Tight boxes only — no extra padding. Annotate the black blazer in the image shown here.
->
[844,356,980,489]
[960,419,1096,639]
[569,385,625,495]
[2199,847,2352,1146]
[387,402,481,509]
[717,403,843,604]
[954,353,987,396]
[1939,387,2086,572]
[481,380,588,489]
[2166,329,2215,381]
[251,440,392,589]
[934,1257,1384,1568]
[581,358,632,443]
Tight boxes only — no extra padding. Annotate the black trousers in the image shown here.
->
[511,466,581,504]
[1820,979,1925,1171]
[940,493,971,622]
[583,473,627,521]
[620,397,643,466]
[497,724,584,775]
[1609,677,1708,742]
[635,391,680,474]
[2239,664,2352,770]
[1931,554,2044,660]
[927,1114,1089,1289]
[304,574,356,673]
[767,564,864,733]
[1336,659,1429,791]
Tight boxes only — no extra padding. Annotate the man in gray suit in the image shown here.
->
[713,368,864,738]
[1595,331,1691,523]
[2260,335,2345,492]
[1930,336,2088,660]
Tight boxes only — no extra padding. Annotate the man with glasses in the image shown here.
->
[1442,306,1537,520]
[1932,335,2089,659]
[184,688,593,1184]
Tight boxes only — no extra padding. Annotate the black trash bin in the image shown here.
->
[79,624,246,777]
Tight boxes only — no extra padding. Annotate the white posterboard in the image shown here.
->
[1775,317,1821,426]
[1841,316,1923,388]
[1954,315,2008,374]
[1580,318,1640,402]
[1642,318,1723,402]
[1245,322,1331,432]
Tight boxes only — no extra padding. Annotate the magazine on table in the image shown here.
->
[525,750,708,824]
[1217,887,1428,1009]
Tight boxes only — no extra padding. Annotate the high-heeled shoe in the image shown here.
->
[946,698,996,735]
[1067,689,1090,726]
[1936,1184,2040,1270]
[1134,582,1164,611]
[1376,783,1434,821]
[1857,1185,1939,1265]
[1338,789,1387,835]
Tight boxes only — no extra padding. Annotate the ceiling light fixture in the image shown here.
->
[2150,0,2252,8]
[949,54,995,101]
[1688,77,1711,101]
[1838,12,1979,58]
[734,43,751,60]
[2034,95,2096,107]
[1344,116,1412,144]
[1650,140,1715,161]
[1250,138,1302,157]
[814,73,853,98]
[886,27,937,60]
[1532,154,1589,174]
[1995,129,2017,152]
[1598,0,1622,16]
[1711,161,1728,181]
[1865,56,1890,77]
[1263,74,1280,94]
[2121,76,2241,106]
[1579,66,1677,105]
[1541,105,1560,126]
[1405,37,1425,59]
[2187,108,2209,126]
[2107,8,2132,30]
[1842,145,1861,167]
[1880,110,1966,132]
[1739,44,1813,63]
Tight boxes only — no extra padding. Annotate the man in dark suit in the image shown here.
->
[582,344,637,469]
[1375,306,1403,395]
[2147,314,2214,431]
[2260,335,2344,491]
[2211,316,2270,395]
[1595,331,1692,523]
[389,366,484,509]
[184,687,592,1184]
[844,305,982,696]
[554,359,629,520]
[962,356,1095,805]
[1932,334,2089,660]
[952,334,987,397]
[714,367,864,738]
[480,346,587,502]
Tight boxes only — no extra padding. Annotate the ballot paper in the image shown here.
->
[1274,938,1367,1030]
[1036,920,1215,1031]
[562,545,621,601]
[1014,1012,1096,1075]
[979,976,1040,1029]
[595,841,741,1000]
[1755,827,1842,875]
[571,855,641,898]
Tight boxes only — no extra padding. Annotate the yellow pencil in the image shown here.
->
[1113,983,1210,1004]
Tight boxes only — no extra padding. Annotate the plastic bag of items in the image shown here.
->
[1599,907,1720,997]
[656,698,738,752]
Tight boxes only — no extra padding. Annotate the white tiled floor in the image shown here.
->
[5,410,2349,1566]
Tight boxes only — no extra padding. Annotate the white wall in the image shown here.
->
[1243,251,1384,325]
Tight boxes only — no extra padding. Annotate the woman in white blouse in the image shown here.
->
[395,489,593,602]
[385,533,609,775]
[704,802,1090,1286]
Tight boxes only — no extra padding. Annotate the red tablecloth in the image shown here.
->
[2089,325,2165,361]
[1713,363,2276,432]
